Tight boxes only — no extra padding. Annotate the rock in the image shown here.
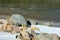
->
[39,33,58,40]
[34,33,58,40]
[0,19,8,31]
[8,14,27,26]
[31,30,59,40]
[27,19,36,25]
[16,31,30,40]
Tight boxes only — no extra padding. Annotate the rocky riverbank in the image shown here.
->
[0,14,60,40]
[0,14,60,27]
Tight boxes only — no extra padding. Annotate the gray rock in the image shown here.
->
[8,14,27,26]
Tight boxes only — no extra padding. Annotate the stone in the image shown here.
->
[31,30,59,40]
[39,33,58,40]
[8,14,27,26]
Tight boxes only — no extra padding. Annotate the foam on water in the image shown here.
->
[0,32,18,40]
[32,25,60,37]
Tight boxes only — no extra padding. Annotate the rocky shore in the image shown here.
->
[0,14,60,40]
[0,14,60,27]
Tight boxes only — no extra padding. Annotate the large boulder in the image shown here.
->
[8,14,27,26]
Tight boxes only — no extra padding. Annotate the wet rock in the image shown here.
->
[8,14,27,26]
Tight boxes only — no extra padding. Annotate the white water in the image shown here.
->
[0,25,60,40]
[31,25,60,37]
[0,32,18,40]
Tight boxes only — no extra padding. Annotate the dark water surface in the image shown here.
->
[0,7,60,22]
[0,0,60,22]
